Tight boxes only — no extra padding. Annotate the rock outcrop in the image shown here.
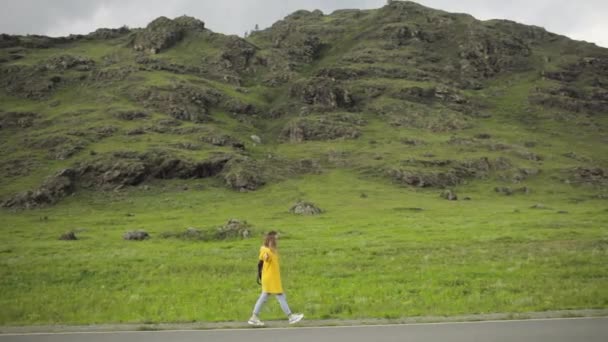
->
[290,77,353,110]
[290,201,323,215]
[1,169,77,209]
[281,115,362,142]
[132,16,205,54]
[1,154,232,209]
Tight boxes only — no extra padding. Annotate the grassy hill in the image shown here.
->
[0,1,606,325]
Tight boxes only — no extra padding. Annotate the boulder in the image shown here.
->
[78,160,149,189]
[458,31,532,80]
[220,37,258,71]
[114,110,149,121]
[133,16,205,54]
[281,115,362,142]
[215,219,252,239]
[454,157,512,178]
[287,35,324,63]
[393,85,467,106]
[131,85,221,123]
[123,230,150,241]
[440,189,458,200]
[289,77,353,110]
[250,135,262,144]
[88,26,130,40]
[496,168,537,184]
[290,201,323,215]
[388,169,463,188]
[126,127,145,136]
[173,16,206,30]
[200,133,244,149]
[59,231,77,241]
[42,55,94,71]
[266,18,325,64]
[514,151,543,161]
[225,98,258,115]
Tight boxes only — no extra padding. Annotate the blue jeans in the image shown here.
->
[253,292,292,316]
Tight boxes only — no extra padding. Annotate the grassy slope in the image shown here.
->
[0,170,606,324]
[1,4,607,325]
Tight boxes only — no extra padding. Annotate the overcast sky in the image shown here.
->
[1,0,606,48]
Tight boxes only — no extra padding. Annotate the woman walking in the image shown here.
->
[248,231,304,326]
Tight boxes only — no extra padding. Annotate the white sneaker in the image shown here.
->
[288,313,304,324]
[248,314,264,326]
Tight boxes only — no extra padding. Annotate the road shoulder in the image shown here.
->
[1,309,607,335]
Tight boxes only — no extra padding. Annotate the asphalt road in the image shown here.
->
[1,317,606,342]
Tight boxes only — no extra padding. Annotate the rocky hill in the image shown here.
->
[1,0,607,209]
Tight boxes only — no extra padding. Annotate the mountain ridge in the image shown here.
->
[1,0,607,209]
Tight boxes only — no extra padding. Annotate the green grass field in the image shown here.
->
[1,170,606,325]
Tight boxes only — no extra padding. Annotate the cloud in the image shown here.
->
[0,0,606,47]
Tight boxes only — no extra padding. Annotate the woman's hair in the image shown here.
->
[264,231,278,250]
